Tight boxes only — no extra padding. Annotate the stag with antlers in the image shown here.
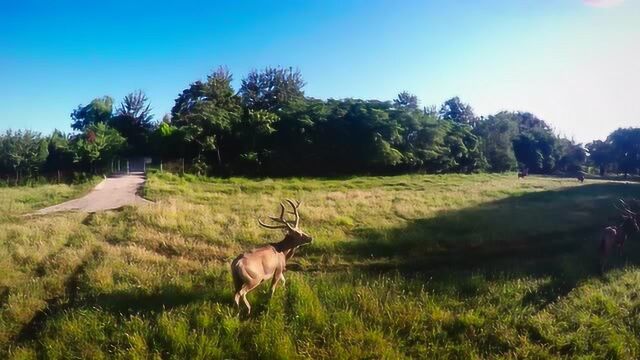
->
[230,199,312,315]
[599,199,639,273]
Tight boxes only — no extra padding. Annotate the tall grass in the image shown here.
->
[2,173,640,359]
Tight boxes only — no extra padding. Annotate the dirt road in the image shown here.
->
[35,173,151,214]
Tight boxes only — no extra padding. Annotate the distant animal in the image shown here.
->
[231,199,312,315]
[518,168,528,179]
[577,174,585,183]
[599,200,639,273]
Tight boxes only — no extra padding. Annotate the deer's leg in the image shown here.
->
[234,292,241,311]
[280,273,286,288]
[270,270,283,298]
[239,280,261,315]
[618,244,623,257]
[242,294,251,315]
[618,238,625,257]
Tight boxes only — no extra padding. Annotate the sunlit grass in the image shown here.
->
[1,173,640,358]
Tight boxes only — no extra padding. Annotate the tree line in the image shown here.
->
[1,66,639,183]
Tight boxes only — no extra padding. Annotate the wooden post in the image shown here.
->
[181,158,185,175]
[126,160,130,174]
[160,160,163,173]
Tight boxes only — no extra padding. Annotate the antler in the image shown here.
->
[285,199,301,228]
[258,200,302,230]
[616,199,637,218]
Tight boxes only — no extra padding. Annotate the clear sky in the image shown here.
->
[0,0,638,143]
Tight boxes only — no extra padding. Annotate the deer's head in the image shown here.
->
[259,199,312,249]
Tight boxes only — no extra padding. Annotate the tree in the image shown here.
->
[171,67,241,170]
[556,140,587,173]
[511,111,552,133]
[44,130,75,179]
[115,90,153,122]
[109,90,154,155]
[71,96,114,131]
[608,128,640,177]
[72,123,125,173]
[150,122,186,160]
[313,99,403,173]
[586,140,613,176]
[439,97,476,126]
[394,91,419,110]
[512,128,558,173]
[0,130,48,183]
[266,98,324,174]
[235,109,279,168]
[474,115,518,172]
[478,111,560,174]
[239,67,305,112]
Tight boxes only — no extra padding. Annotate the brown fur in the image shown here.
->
[599,217,639,273]
[231,200,312,315]
[517,168,528,179]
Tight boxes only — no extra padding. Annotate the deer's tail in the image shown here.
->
[230,257,244,293]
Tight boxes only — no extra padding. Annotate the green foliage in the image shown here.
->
[109,90,154,155]
[171,67,242,169]
[479,111,568,174]
[0,130,49,182]
[150,122,186,160]
[439,96,476,126]
[2,66,635,180]
[474,114,517,172]
[586,140,613,176]
[585,128,640,177]
[72,123,125,171]
[556,139,587,173]
[70,96,114,131]
[166,69,489,176]
[393,91,419,110]
[608,127,640,176]
[240,66,305,112]
[43,130,75,174]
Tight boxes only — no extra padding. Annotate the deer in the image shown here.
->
[577,174,585,183]
[231,199,312,315]
[517,167,528,179]
[599,199,639,273]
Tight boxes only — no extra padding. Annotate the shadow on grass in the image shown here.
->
[11,182,640,351]
[335,182,640,305]
[87,284,214,314]
[11,271,239,353]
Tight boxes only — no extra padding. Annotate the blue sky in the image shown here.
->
[0,0,638,143]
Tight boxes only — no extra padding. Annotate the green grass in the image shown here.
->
[1,173,640,359]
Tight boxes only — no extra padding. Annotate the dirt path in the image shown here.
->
[35,173,151,214]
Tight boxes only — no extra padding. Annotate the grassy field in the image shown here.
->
[1,173,640,359]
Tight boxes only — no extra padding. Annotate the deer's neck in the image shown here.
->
[619,221,637,237]
[271,234,296,254]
